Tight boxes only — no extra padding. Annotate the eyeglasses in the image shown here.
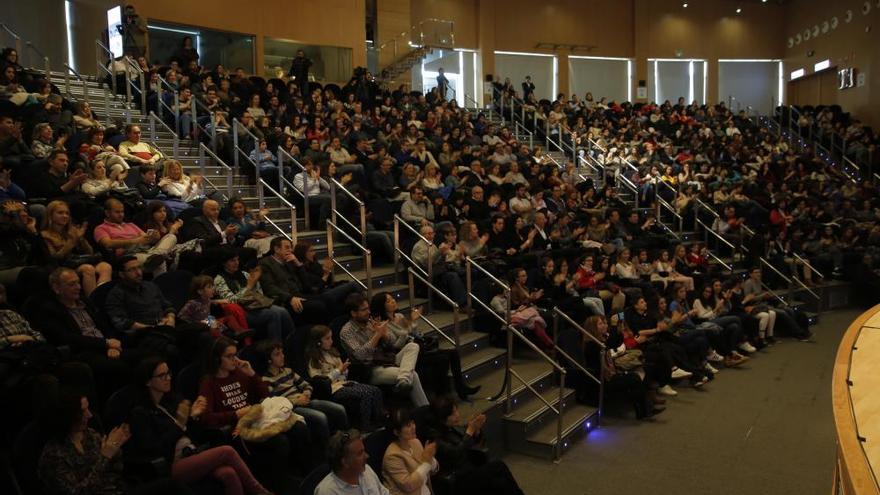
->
[152,371,172,379]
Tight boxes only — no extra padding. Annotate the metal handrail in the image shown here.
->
[696,217,738,252]
[62,63,89,102]
[760,256,820,300]
[406,268,459,347]
[505,323,567,462]
[232,118,263,172]
[330,179,366,247]
[95,39,118,97]
[255,176,298,244]
[24,41,50,80]
[792,252,825,280]
[277,148,308,230]
[393,214,433,310]
[156,75,180,131]
[124,55,146,115]
[191,96,216,149]
[326,220,371,296]
[198,143,234,199]
[147,111,180,159]
[551,307,604,432]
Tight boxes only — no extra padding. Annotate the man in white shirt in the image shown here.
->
[508,183,533,219]
[400,186,435,227]
[315,430,390,495]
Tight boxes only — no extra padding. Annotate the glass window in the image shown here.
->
[263,38,353,83]
[147,21,255,73]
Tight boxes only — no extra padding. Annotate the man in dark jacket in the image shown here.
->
[258,237,355,323]
[288,50,312,90]
[183,199,237,247]
[39,267,140,398]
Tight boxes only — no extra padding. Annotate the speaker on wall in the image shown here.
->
[638,80,646,87]
[485,74,493,82]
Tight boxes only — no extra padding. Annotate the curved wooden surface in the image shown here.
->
[832,304,880,495]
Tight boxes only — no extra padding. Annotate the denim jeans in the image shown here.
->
[246,305,295,341]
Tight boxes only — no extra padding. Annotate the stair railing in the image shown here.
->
[759,256,820,301]
[277,148,309,231]
[464,256,510,397]
[197,142,234,200]
[95,40,117,96]
[326,218,372,297]
[0,23,22,65]
[406,267,460,348]
[191,96,216,152]
[393,215,433,312]
[156,75,180,134]
[328,178,372,296]
[552,307,605,419]
[147,111,179,160]
[330,178,367,248]
[62,63,89,103]
[24,41,50,81]
[791,252,825,285]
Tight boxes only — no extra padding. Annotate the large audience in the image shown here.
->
[2,30,880,495]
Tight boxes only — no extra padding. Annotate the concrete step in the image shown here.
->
[518,403,599,459]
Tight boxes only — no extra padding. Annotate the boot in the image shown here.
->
[449,351,481,399]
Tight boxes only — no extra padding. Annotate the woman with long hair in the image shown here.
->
[128,356,270,494]
[41,200,112,296]
[305,325,385,430]
[369,291,479,400]
[580,315,663,419]
[199,336,311,492]
[160,160,205,204]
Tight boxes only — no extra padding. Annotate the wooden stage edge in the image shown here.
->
[832,304,880,495]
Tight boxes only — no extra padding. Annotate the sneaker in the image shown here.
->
[705,362,720,374]
[657,384,678,396]
[723,354,749,367]
[671,367,693,380]
[738,342,757,354]
[692,376,709,388]
[765,336,777,345]
[707,350,724,362]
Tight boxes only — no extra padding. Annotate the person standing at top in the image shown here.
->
[121,4,148,58]
[436,68,450,100]
[522,75,535,101]
[288,49,313,92]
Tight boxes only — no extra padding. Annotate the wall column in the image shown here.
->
[557,49,569,97]
[477,0,496,105]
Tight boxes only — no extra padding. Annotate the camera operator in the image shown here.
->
[121,4,148,58]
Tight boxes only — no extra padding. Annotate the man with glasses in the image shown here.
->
[315,429,389,495]
[340,293,428,407]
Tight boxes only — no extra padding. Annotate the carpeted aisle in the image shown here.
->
[502,308,862,495]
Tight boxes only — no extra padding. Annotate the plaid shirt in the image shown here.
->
[0,309,46,349]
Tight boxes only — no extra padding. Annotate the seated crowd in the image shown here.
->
[3,39,880,495]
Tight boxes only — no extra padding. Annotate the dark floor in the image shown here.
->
[502,308,861,495]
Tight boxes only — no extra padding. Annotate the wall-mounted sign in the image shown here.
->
[838,67,855,89]
[856,72,866,87]
[637,87,647,99]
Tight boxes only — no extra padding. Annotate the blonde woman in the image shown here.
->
[160,160,205,203]
[40,200,112,296]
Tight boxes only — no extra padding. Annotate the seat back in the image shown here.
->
[153,270,195,311]
[175,362,204,401]
[363,427,393,482]
[11,421,48,495]
[103,384,138,429]
[299,463,330,495]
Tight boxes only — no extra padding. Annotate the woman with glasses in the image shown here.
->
[199,336,312,492]
[128,356,270,494]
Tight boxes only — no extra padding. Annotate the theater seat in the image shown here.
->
[300,463,330,495]
[153,270,194,311]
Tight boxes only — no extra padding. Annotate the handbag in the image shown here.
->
[236,290,275,310]
[612,349,644,371]
[413,333,440,353]
[237,397,304,443]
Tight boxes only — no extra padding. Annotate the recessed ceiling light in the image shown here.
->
[736,7,742,13]
[682,2,688,7]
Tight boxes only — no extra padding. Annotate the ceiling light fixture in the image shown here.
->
[682,3,688,7]
[736,7,742,14]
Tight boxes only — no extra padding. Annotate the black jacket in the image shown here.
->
[183,216,228,246]
[36,296,114,352]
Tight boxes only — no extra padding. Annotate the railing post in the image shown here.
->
[256,178,264,208]
[233,120,240,171]
[326,224,334,266]
[408,270,416,315]
[173,92,180,138]
[103,81,111,127]
[545,118,550,148]
[139,68,146,113]
[364,252,373,298]
[393,217,400,285]
[199,144,206,179]
[277,147,284,200]
[359,202,367,249]
[465,259,473,333]
[149,112,156,141]
[499,91,505,125]
[125,63,133,124]
[291,204,297,245]
[426,241,433,314]
[330,180,338,227]
[556,370,565,462]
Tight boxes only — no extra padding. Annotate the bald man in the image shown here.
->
[182,199,238,247]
